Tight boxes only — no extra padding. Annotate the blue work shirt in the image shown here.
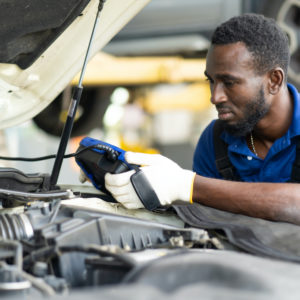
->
[193,83,300,182]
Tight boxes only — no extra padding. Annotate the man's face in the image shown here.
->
[205,42,270,136]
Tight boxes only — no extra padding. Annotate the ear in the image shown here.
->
[267,68,284,95]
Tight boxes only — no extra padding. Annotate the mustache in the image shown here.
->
[216,104,231,110]
[216,104,232,112]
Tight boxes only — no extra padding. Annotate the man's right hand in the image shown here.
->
[105,152,196,209]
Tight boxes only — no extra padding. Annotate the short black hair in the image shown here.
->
[211,13,290,80]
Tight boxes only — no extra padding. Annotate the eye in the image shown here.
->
[224,80,235,87]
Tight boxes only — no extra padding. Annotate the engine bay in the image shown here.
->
[0,192,221,297]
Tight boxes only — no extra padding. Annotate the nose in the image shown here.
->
[210,83,227,105]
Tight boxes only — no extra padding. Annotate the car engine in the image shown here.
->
[0,189,220,297]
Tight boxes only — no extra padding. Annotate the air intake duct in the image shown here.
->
[0,213,33,240]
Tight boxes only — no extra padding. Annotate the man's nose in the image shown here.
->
[210,83,227,105]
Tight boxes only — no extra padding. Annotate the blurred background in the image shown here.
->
[2,0,300,184]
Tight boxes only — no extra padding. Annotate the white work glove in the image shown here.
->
[79,169,88,183]
[105,152,196,209]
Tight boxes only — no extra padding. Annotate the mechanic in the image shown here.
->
[105,13,300,225]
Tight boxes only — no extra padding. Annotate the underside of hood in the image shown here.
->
[0,0,90,69]
[0,0,150,129]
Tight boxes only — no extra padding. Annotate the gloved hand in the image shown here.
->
[79,169,89,183]
[105,152,196,209]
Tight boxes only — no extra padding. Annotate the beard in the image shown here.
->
[219,87,269,137]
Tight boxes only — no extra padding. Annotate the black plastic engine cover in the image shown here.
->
[0,168,50,192]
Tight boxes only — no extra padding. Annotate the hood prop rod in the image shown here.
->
[50,0,106,188]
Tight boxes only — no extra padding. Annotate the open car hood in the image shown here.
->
[0,0,150,129]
